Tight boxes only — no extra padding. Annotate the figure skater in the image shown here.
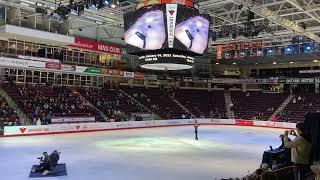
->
[194,120,199,140]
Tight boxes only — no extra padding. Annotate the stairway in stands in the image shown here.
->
[268,94,294,120]
[120,90,161,120]
[171,97,195,118]
[224,91,235,119]
[0,85,29,125]
[70,88,109,122]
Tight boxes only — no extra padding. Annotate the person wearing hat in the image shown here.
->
[284,122,312,180]
[311,163,320,180]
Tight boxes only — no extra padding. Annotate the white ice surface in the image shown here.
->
[0,125,285,180]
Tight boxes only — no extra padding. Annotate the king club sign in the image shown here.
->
[68,38,121,55]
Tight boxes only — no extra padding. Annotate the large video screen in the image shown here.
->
[123,4,211,55]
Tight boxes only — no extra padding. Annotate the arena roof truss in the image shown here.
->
[0,0,320,65]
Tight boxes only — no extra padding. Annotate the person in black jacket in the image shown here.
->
[32,152,50,173]
[194,120,199,140]
[42,150,61,176]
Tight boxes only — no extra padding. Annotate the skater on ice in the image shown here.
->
[194,120,199,140]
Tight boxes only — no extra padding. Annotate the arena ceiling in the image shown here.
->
[1,0,320,65]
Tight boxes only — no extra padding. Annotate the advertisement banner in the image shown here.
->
[235,119,254,126]
[84,67,101,74]
[216,44,222,60]
[68,38,121,54]
[75,66,101,74]
[110,70,121,76]
[144,75,158,80]
[60,64,76,71]
[0,57,45,68]
[166,4,177,48]
[101,69,121,76]
[18,55,60,63]
[123,71,135,78]
[134,73,145,79]
[51,117,95,124]
[45,62,61,70]
[253,120,296,129]
[3,118,298,136]
[101,68,109,75]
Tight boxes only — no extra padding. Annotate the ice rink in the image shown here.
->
[0,125,285,180]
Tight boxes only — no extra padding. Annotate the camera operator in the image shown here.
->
[32,152,50,173]
[42,150,61,176]
[284,122,312,180]
[50,150,61,170]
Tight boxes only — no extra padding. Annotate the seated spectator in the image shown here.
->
[298,96,302,101]
[284,122,312,180]
[293,98,297,104]
[36,118,42,126]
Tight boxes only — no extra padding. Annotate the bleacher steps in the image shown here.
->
[71,90,110,122]
[224,91,235,119]
[171,97,195,118]
[120,90,161,120]
[0,85,29,125]
[268,94,294,120]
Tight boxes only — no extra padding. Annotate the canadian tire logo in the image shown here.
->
[76,125,80,130]
[19,128,27,134]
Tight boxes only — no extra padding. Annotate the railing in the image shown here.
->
[6,15,69,35]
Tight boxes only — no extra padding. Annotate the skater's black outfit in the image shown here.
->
[194,124,199,140]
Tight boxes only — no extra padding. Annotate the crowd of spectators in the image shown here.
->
[79,87,124,121]
[2,82,320,126]
[4,83,97,125]
[0,96,20,133]
[0,96,18,123]
[79,81,145,122]
[277,94,320,123]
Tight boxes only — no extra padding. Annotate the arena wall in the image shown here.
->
[1,119,295,137]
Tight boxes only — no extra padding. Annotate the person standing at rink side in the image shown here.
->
[284,122,312,180]
[194,120,199,140]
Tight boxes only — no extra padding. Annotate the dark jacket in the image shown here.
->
[49,153,60,168]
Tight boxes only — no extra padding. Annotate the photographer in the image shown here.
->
[32,152,50,173]
[42,150,61,176]
[284,122,312,180]
[50,150,61,170]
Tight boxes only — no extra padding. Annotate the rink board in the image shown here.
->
[2,119,295,137]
